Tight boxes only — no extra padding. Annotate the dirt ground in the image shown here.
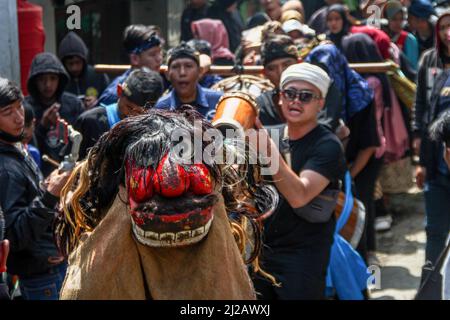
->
[369,187,426,300]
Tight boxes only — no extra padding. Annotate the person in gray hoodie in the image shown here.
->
[24,52,84,177]
[58,32,109,109]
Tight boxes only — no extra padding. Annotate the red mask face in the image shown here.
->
[126,153,215,247]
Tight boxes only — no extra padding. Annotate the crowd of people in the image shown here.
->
[0,0,450,300]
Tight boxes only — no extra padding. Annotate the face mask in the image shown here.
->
[0,130,24,143]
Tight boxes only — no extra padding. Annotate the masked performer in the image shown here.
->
[56,107,277,300]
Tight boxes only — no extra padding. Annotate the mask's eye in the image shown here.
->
[188,164,213,195]
[128,165,154,202]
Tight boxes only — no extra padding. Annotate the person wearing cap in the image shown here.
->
[282,17,316,41]
[412,10,450,285]
[58,31,110,109]
[0,78,71,300]
[97,25,166,106]
[257,36,345,133]
[75,70,164,159]
[251,63,347,299]
[408,0,437,56]
[382,0,419,70]
[155,43,223,120]
[256,35,299,126]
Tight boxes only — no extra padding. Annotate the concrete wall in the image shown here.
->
[30,0,57,54]
[0,0,21,83]
[130,0,184,48]
[28,0,185,56]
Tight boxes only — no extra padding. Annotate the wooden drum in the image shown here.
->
[335,192,366,249]
[212,92,259,134]
[211,75,274,134]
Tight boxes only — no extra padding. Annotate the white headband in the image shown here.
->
[280,62,331,98]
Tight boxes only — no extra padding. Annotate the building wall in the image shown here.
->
[30,0,56,54]
[0,0,20,84]
[130,0,184,49]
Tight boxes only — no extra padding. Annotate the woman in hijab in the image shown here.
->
[326,4,351,51]
[342,33,410,262]
[191,18,235,65]
[305,43,380,264]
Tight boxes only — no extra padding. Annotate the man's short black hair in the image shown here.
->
[187,39,212,57]
[430,109,450,146]
[0,78,23,109]
[167,42,200,67]
[121,69,164,108]
[24,103,35,127]
[123,24,160,54]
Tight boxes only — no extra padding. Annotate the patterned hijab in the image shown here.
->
[305,43,374,122]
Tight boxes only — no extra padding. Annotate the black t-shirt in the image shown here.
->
[263,125,347,251]
[257,90,284,126]
[345,101,380,163]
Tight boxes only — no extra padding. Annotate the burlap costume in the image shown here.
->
[60,188,256,300]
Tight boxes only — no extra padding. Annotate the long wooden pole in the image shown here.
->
[94,61,397,76]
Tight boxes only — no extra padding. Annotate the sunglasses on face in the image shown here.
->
[281,89,321,103]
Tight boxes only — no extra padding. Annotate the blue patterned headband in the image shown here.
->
[129,34,161,55]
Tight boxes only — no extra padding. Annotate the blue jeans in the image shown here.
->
[424,174,450,264]
[19,263,67,300]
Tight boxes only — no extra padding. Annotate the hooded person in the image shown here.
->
[0,77,71,300]
[58,32,110,109]
[191,18,235,65]
[24,52,84,177]
[412,10,450,284]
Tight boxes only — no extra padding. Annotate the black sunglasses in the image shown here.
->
[281,89,321,103]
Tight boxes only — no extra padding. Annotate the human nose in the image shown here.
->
[14,109,24,124]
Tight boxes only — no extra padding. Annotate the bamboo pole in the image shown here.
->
[94,61,397,76]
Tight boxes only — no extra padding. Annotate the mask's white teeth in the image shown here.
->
[131,216,214,247]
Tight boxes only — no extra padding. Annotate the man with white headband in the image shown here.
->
[252,62,347,300]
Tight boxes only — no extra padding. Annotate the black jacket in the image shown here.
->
[412,48,450,180]
[181,4,209,41]
[0,142,60,277]
[74,106,110,159]
[25,52,84,176]
[208,2,243,52]
[58,32,109,98]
